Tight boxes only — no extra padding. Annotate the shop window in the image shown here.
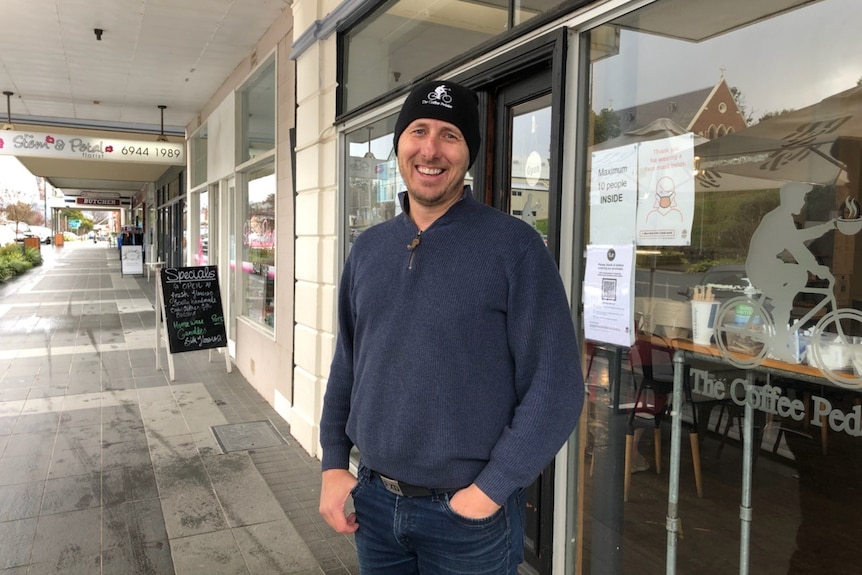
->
[240,160,276,329]
[239,59,275,164]
[340,0,565,111]
[345,117,403,250]
[582,1,862,573]
[190,124,208,188]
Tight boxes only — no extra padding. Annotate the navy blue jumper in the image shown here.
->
[321,187,584,505]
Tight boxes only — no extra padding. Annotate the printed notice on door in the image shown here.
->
[583,244,635,347]
[590,144,638,244]
[636,134,695,246]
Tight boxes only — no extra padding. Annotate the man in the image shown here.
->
[319,79,584,574]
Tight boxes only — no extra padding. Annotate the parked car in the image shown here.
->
[679,264,751,302]
[0,224,16,246]
[7,222,35,242]
[29,225,53,244]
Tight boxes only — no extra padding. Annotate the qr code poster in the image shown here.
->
[602,278,617,301]
[583,244,635,347]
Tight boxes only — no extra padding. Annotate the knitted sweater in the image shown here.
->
[320,187,584,505]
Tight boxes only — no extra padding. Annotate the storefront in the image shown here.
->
[183,10,297,427]
[291,0,862,572]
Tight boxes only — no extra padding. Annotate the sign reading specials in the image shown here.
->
[0,130,184,165]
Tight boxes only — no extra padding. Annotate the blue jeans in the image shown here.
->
[351,464,526,574]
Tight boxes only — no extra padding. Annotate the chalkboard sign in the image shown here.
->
[159,266,227,354]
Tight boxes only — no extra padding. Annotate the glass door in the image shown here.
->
[492,66,560,575]
[223,176,237,348]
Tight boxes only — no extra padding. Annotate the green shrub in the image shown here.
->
[685,258,743,274]
[636,250,689,268]
[0,244,19,257]
[8,254,32,274]
[0,247,35,281]
[23,247,42,266]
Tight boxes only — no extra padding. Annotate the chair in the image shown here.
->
[624,336,704,501]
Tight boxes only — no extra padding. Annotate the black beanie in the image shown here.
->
[393,80,481,168]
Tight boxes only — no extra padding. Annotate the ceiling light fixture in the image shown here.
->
[94,28,103,41]
[156,105,168,142]
[2,91,14,131]
[363,127,375,159]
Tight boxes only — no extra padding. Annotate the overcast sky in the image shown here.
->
[592,0,862,120]
[0,156,41,200]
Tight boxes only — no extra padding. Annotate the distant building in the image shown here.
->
[614,75,748,140]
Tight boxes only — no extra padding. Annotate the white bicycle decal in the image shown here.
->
[713,285,862,388]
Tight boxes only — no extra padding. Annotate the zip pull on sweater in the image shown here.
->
[407,231,422,269]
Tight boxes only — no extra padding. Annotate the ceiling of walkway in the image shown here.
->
[0,0,290,198]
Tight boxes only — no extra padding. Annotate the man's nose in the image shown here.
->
[419,134,441,158]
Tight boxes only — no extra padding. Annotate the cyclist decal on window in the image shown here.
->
[713,181,862,387]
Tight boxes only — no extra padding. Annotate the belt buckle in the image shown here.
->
[378,474,404,496]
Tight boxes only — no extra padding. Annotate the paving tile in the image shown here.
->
[158,471,230,539]
[101,439,152,469]
[41,473,102,514]
[27,553,101,575]
[54,423,103,451]
[101,541,173,574]
[58,406,101,428]
[233,519,321,574]
[0,416,16,435]
[170,529,247,575]
[2,430,55,457]
[205,452,286,528]
[0,452,52,485]
[0,517,38,569]
[13,411,60,434]
[0,388,31,402]
[102,498,169,549]
[48,445,101,479]
[102,464,159,506]
[0,481,44,521]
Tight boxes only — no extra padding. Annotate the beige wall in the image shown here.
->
[288,0,342,456]
[186,7,297,429]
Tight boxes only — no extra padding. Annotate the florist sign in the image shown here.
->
[0,130,184,165]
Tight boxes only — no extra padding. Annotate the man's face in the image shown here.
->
[397,118,470,209]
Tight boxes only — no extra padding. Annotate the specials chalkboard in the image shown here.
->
[159,266,227,354]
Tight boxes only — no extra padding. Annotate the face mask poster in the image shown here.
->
[589,134,695,246]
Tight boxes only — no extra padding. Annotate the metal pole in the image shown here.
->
[591,346,626,575]
[739,371,755,575]
[665,350,684,574]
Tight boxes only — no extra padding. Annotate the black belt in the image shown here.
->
[371,471,460,497]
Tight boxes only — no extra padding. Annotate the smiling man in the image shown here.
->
[319,80,584,574]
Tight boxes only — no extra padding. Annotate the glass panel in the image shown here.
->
[345,116,402,250]
[239,60,276,163]
[241,161,276,329]
[196,190,209,265]
[343,0,504,111]
[581,1,862,573]
[513,0,567,27]
[180,200,187,266]
[509,95,552,245]
[190,125,208,188]
[227,177,237,337]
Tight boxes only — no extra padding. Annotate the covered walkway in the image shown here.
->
[0,241,357,574]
